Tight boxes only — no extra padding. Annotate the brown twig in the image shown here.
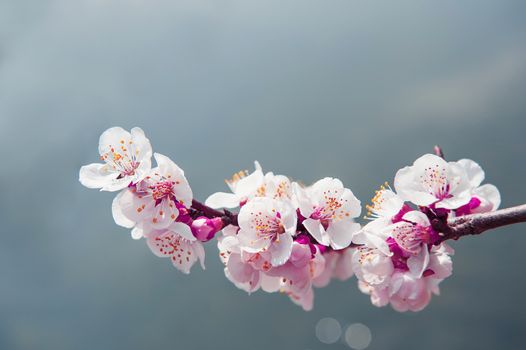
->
[191,199,238,226]
[193,198,526,246]
[432,204,526,244]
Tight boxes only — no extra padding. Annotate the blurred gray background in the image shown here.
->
[1,1,526,349]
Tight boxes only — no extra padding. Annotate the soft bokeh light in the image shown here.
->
[344,323,372,350]
[315,317,342,344]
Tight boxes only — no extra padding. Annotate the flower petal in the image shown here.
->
[269,233,293,266]
[457,159,484,188]
[402,211,430,227]
[170,222,195,241]
[407,247,430,278]
[79,163,117,190]
[112,191,135,228]
[205,192,240,209]
[303,218,330,246]
[326,220,360,250]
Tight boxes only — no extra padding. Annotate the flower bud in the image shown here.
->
[191,216,223,242]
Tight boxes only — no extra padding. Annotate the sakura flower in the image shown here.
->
[266,242,326,311]
[390,211,435,253]
[364,182,412,226]
[455,159,501,215]
[146,222,205,274]
[387,271,432,312]
[365,184,406,222]
[356,241,454,312]
[388,211,436,278]
[294,178,361,249]
[217,225,272,294]
[388,245,453,312]
[312,248,354,288]
[79,127,152,191]
[205,161,292,209]
[352,244,394,288]
[112,153,193,235]
[237,197,297,266]
[224,253,262,294]
[394,154,471,209]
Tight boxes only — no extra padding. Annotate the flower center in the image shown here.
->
[151,181,174,201]
[253,212,284,241]
[421,165,450,199]
[311,190,349,225]
[101,139,141,177]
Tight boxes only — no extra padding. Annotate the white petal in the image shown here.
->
[194,241,206,270]
[394,166,436,206]
[303,218,330,246]
[221,224,240,237]
[98,127,131,155]
[269,233,293,266]
[292,182,314,218]
[341,188,362,218]
[227,253,254,283]
[234,162,264,197]
[112,191,135,228]
[402,211,430,227]
[100,177,133,192]
[131,226,143,240]
[205,192,240,209]
[327,220,360,250]
[457,159,484,188]
[130,127,153,163]
[473,184,501,212]
[374,189,404,218]
[260,274,281,293]
[407,247,429,278]
[311,177,344,199]
[79,163,117,190]
[435,194,471,209]
[357,230,392,256]
[170,222,196,241]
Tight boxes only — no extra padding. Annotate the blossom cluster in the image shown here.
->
[79,127,221,274]
[353,154,500,311]
[207,162,360,310]
[79,127,501,312]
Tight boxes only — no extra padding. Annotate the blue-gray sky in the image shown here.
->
[1,1,526,349]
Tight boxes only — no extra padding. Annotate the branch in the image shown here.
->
[191,199,238,226]
[191,198,526,247]
[433,204,526,244]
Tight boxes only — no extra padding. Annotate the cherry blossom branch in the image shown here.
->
[190,199,526,247]
[78,126,526,312]
[432,204,526,244]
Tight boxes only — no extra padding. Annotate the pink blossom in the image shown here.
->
[394,154,472,209]
[112,153,193,237]
[146,222,205,274]
[79,127,152,192]
[312,248,354,288]
[237,197,297,266]
[294,178,361,249]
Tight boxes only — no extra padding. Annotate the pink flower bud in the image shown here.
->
[191,216,223,242]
